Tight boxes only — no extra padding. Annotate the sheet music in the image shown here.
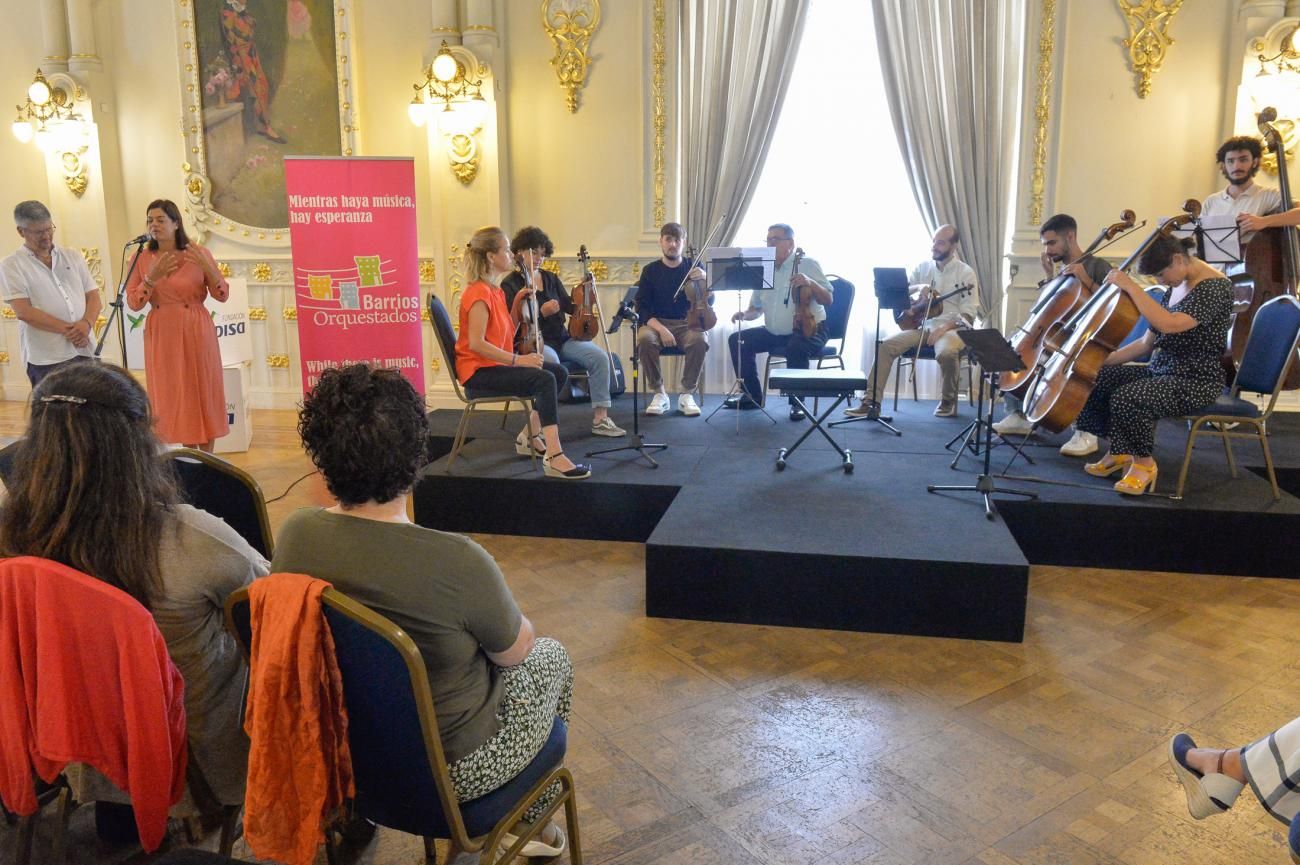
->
[1174,214,1241,265]
[707,246,776,291]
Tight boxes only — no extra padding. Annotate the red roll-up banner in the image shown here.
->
[284,156,424,395]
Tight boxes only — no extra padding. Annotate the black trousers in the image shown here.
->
[465,362,568,427]
[727,324,827,404]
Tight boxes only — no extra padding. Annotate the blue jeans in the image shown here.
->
[543,340,615,408]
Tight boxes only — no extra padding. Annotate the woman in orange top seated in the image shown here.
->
[455,226,591,479]
[126,199,229,452]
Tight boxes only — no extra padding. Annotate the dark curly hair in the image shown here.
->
[298,364,429,507]
[510,225,554,257]
[1216,135,1262,165]
[1138,234,1196,276]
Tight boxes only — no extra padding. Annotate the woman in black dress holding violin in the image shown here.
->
[1074,235,1232,495]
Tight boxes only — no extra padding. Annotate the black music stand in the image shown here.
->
[927,328,1038,520]
[705,249,778,428]
[587,289,667,468]
[828,266,909,435]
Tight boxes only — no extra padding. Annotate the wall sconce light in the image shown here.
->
[11,69,90,197]
[409,41,489,185]
[1251,25,1300,174]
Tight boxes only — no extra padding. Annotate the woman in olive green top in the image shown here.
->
[272,363,572,857]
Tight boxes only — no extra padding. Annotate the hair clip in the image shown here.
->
[38,394,88,405]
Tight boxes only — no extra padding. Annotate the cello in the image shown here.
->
[999,210,1138,398]
[1025,200,1202,433]
[1237,106,1300,389]
[568,245,602,341]
[683,245,717,332]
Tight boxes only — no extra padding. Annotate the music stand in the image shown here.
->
[927,328,1038,520]
[586,287,667,468]
[705,247,778,429]
[828,266,909,435]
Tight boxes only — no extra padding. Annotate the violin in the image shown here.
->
[999,210,1138,398]
[683,245,717,332]
[1025,200,1202,433]
[790,247,816,339]
[510,253,545,356]
[894,283,974,332]
[568,245,602,341]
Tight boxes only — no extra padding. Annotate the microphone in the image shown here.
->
[126,234,150,246]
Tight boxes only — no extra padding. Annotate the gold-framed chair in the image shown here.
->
[427,294,537,474]
[224,583,580,865]
[1170,295,1300,501]
[164,448,274,558]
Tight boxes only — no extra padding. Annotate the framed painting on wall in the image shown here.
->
[176,0,357,244]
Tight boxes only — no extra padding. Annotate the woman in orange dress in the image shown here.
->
[126,199,229,450]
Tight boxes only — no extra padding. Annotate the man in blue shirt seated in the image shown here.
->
[634,222,708,416]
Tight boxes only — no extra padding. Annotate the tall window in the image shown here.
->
[733,0,929,372]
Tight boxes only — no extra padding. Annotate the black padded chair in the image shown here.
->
[427,294,537,473]
[224,584,580,865]
[164,449,273,559]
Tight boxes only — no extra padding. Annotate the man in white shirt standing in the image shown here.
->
[1200,136,1285,245]
[847,224,978,418]
[0,201,101,386]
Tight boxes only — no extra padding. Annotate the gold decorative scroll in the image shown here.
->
[651,0,666,227]
[542,0,600,113]
[1117,0,1184,99]
[1029,0,1056,227]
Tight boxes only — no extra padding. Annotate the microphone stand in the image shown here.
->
[96,238,147,364]
[586,304,667,468]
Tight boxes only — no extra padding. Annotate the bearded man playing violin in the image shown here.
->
[502,226,625,438]
[847,224,977,419]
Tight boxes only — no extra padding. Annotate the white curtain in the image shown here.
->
[871,0,1024,326]
[677,0,811,392]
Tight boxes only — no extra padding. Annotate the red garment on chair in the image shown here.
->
[0,556,187,851]
[243,573,353,865]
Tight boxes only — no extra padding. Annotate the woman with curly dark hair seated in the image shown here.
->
[0,361,267,841]
[271,363,574,856]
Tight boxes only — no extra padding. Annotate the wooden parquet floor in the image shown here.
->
[1,402,1297,865]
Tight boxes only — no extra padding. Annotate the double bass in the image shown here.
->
[999,210,1138,398]
[1025,200,1202,433]
[1237,106,1300,389]
[568,245,602,341]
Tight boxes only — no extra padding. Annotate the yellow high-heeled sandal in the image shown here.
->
[1084,452,1133,478]
[1114,461,1157,495]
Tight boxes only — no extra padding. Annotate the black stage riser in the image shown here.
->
[1000,500,1299,579]
[646,545,1029,642]
[414,472,678,543]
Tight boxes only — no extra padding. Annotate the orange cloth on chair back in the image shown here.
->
[243,573,354,865]
[0,556,187,852]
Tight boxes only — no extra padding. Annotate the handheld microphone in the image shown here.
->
[126,234,150,246]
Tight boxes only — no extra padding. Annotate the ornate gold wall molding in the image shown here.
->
[1029,0,1056,227]
[651,0,666,228]
[542,0,600,113]
[1117,0,1184,99]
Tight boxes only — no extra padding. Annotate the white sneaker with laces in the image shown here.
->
[1060,429,1099,457]
[678,392,701,416]
[645,391,670,415]
[591,416,626,437]
[992,412,1034,436]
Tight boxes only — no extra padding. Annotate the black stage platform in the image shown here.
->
[413,395,1300,643]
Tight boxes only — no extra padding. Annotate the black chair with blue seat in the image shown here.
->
[224,586,580,865]
[1170,294,1300,501]
[763,276,856,413]
[164,448,274,559]
[427,294,537,474]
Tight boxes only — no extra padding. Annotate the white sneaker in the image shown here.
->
[1060,429,1099,457]
[591,416,626,437]
[678,392,701,416]
[992,412,1034,436]
[645,391,670,415]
